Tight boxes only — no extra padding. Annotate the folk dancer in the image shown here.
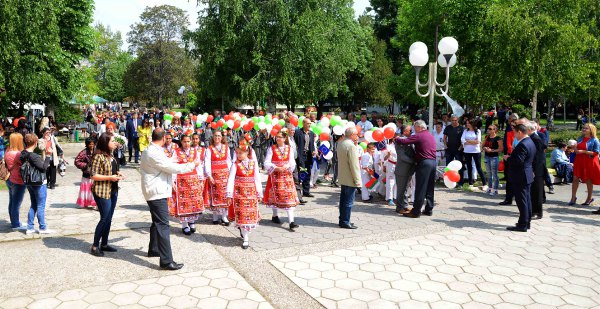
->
[206,130,232,225]
[226,145,263,249]
[163,133,178,159]
[381,139,397,206]
[360,143,377,202]
[264,131,300,231]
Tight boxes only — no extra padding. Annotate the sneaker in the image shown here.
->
[482,185,489,192]
[25,229,36,235]
[549,187,555,194]
[485,188,492,194]
[12,226,27,231]
[39,229,54,234]
[488,190,497,196]
[387,199,395,206]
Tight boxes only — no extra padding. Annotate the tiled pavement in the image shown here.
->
[1,142,600,308]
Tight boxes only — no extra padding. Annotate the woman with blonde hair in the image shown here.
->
[569,123,600,206]
[5,133,26,230]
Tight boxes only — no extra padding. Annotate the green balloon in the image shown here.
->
[265,117,272,124]
[259,116,265,122]
[359,142,367,150]
[252,117,259,123]
[254,123,260,131]
[298,116,305,126]
[222,122,228,129]
[371,127,377,131]
[196,122,201,128]
[444,167,450,172]
[279,119,285,126]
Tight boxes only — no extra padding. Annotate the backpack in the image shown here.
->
[20,154,45,185]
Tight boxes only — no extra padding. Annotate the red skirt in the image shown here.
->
[573,153,600,185]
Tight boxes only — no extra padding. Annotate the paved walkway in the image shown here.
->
[1,142,599,308]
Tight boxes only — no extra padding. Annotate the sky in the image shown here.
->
[93,0,371,50]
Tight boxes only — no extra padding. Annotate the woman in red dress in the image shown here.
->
[206,130,232,225]
[263,130,300,231]
[226,145,263,249]
[169,135,204,235]
[569,123,600,206]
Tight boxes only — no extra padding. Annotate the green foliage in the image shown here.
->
[551,129,580,145]
[186,93,198,110]
[54,102,83,123]
[510,104,530,119]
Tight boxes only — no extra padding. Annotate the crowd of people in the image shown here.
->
[2,104,600,270]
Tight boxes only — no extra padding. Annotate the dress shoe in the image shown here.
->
[289,222,299,231]
[340,224,358,229]
[531,214,542,220]
[212,220,221,225]
[272,216,282,224]
[421,211,432,216]
[506,226,527,232]
[592,209,600,215]
[221,221,231,226]
[101,245,118,252]
[90,247,104,257]
[582,198,595,206]
[568,198,577,206]
[403,212,420,218]
[396,208,412,214]
[189,225,196,233]
[147,252,160,258]
[182,227,191,236]
[299,199,307,205]
[160,262,184,270]
[498,200,512,205]
[303,193,315,198]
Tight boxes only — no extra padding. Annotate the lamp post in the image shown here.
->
[409,37,458,132]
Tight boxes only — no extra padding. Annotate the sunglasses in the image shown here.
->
[487,128,495,130]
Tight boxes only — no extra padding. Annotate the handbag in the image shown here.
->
[0,158,10,181]
[20,156,45,185]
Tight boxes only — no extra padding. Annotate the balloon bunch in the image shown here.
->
[443,160,462,188]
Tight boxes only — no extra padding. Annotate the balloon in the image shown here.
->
[279,119,285,127]
[372,129,384,142]
[444,167,450,172]
[365,131,374,143]
[447,160,462,171]
[196,122,202,128]
[290,117,299,127]
[355,125,362,135]
[210,122,217,129]
[444,170,460,182]
[321,141,331,149]
[217,119,225,128]
[258,122,266,130]
[248,120,255,129]
[254,123,260,131]
[383,127,395,139]
[270,128,279,137]
[273,123,282,131]
[245,133,252,141]
[444,176,457,189]
[164,120,171,127]
[331,116,341,126]
[319,132,330,141]
[386,123,398,132]
[359,142,367,151]
[175,112,182,118]
[333,125,345,136]
[226,120,234,129]
[223,114,230,121]
[320,117,330,128]
[323,151,333,160]
[265,114,272,124]
[259,116,265,123]
[252,117,258,123]
[321,127,331,135]
[206,115,214,123]
[298,116,305,126]
[233,120,241,130]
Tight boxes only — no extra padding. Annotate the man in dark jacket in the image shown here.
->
[526,120,546,220]
[126,112,141,163]
[294,118,316,197]
[506,123,535,232]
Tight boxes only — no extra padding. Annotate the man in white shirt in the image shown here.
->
[357,112,373,141]
[433,122,446,166]
[141,128,198,270]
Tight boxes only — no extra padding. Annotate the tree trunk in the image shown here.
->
[547,97,555,131]
[531,87,538,119]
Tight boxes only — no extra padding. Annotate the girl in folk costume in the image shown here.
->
[373,145,386,197]
[192,133,211,211]
[233,138,259,166]
[163,133,179,159]
[381,138,398,206]
[169,135,205,235]
[74,138,97,209]
[206,130,233,225]
[226,145,263,249]
[264,130,300,231]
[360,143,378,201]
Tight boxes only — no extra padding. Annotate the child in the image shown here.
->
[381,139,397,206]
[360,143,377,202]
[226,145,263,249]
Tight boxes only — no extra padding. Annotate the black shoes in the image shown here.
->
[531,214,543,220]
[498,200,512,205]
[189,226,196,233]
[592,209,600,215]
[182,227,191,236]
[421,211,433,216]
[299,199,307,205]
[147,251,160,258]
[506,226,527,232]
[212,220,221,225]
[160,262,184,270]
[289,222,299,231]
[100,245,117,252]
[339,223,358,229]
[272,216,282,224]
[90,247,104,257]
[303,193,315,198]
[403,212,420,218]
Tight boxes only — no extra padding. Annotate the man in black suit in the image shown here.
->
[294,118,316,197]
[506,123,535,232]
[126,112,142,163]
[526,120,546,220]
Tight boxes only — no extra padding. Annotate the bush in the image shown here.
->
[551,129,579,145]
[54,103,82,123]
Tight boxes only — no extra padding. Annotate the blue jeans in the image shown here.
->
[338,185,356,226]
[7,180,26,228]
[93,191,118,247]
[26,184,47,230]
[484,156,500,190]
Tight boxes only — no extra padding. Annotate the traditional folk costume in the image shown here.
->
[226,158,263,248]
[169,147,205,234]
[74,148,96,208]
[360,152,377,201]
[373,149,386,197]
[263,144,300,230]
[206,144,232,224]
[164,143,179,159]
[381,143,397,205]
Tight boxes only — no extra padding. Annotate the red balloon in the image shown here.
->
[270,128,279,137]
[223,114,230,121]
[206,115,214,123]
[372,129,384,142]
[244,133,252,141]
[233,120,241,130]
[192,115,197,122]
[383,127,395,139]
[444,170,460,182]
[273,123,282,131]
[248,120,255,129]
[355,125,362,135]
[216,119,225,128]
[320,132,330,142]
[289,117,298,127]
[210,122,218,129]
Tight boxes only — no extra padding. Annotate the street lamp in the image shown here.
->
[409,37,458,132]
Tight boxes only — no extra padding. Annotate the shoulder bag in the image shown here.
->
[20,155,45,185]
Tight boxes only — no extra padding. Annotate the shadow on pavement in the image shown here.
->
[432,218,509,230]
[49,203,80,209]
[551,215,599,226]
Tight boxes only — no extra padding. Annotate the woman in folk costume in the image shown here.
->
[163,133,179,159]
[226,145,263,249]
[381,138,398,206]
[264,130,300,231]
[192,133,211,211]
[232,138,259,166]
[206,130,233,225]
[169,135,205,235]
[360,143,378,202]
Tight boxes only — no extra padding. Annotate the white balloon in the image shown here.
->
[386,123,398,132]
[164,120,171,127]
[321,127,331,135]
[258,122,266,130]
[226,120,234,128]
[341,120,348,126]
[365,131,374,143]
[444,176,457,189]
[321,141,331,149]
[333,125,345,136]
[447,160,463,171]
[323,151,333,160]
[175,112,182,118]
[320,117,330,128]
[272,117,279,124]
[266,124,273,132]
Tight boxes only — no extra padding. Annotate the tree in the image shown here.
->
[0,0,95,115]
[126,5,195,105]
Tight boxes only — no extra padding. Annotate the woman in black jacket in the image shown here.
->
[20,133,52,234]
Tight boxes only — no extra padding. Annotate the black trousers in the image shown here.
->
[147,198,174,266]
[504,160,514,202]
[300,152,312,195]
[128,138,140,162]
[515,182,532,228]
[531,176,544,216]
[463,152,487,186]
[411,159,436,215]
[46,160,56,188]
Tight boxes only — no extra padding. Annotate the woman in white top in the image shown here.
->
[460,119,487,188]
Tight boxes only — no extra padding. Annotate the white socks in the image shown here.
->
[272,209,278,217]
[241,229,249,242]
[287,208,295,223]
[221,215,229,223]
[212,213,220,221]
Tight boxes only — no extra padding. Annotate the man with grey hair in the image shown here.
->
[336,127,361,229]
[395,120,437,218]
[523,119,545,220]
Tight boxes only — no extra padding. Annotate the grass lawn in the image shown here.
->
[0,180,7,191]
